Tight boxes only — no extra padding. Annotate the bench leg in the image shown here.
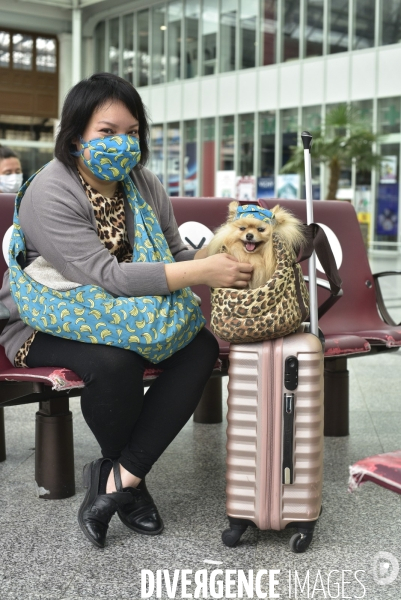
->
[193,377,223,424]
[0,407,5,462]
[324,357,349,436]
[35,396,75,499]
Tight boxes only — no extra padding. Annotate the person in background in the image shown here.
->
[0,146,23,193]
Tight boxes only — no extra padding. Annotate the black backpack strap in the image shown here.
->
[298,223,342,296]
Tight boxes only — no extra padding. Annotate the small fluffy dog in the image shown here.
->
[207,201,305,289]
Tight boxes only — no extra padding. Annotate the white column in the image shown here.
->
[82,37,94,78]
[72,2,82,85]
[58,33,73,116]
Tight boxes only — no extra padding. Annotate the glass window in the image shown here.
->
[352,99,373,128]
[138,9,149,86]
[109,18,120,76]
[376,143,399,244]
[302,105,321,133]
[185,0,199,78]
[283,0,300,61]
[240,0,258,69]
[302,106,321,187]
[12,34,33,70]
[262,0,277,65]
[123,14,134,84]
[0,31,10,68]
[201,118,215,196]
[150,125,164,184]
[167,1,182,82]
[378,97,401,135]
[352,99,374,187]
[220,116,235,171]
[305,0,324,58]
[220,0,237,73]
[95,22,106,73]
[354,0,375,49]
[281,108,298,167]
[35,37,56,73]
[381,0,401,46]
[152,5,166,84]
[325,102,347,139]
[167,122,180,196]
[325,109,352,191]
[329,0,349,54]
[202,0,218,75]
[239,114,254,176]
[259,111,275,177]
[184,120,198,196]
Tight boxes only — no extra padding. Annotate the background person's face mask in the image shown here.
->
[71,134,141,181]
[0,173,23,193]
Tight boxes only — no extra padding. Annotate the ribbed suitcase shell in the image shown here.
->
[226,332,323,530]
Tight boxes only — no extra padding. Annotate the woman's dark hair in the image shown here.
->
[0,145,19,161]
[55,72,150,170]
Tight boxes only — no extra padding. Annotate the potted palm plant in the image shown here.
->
[281,104,382,200]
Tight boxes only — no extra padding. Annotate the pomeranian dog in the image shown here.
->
[207,201,305,289]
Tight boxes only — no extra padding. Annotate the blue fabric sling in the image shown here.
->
[8,163,205,364]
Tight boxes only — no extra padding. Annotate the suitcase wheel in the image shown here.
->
[289,531,313,553]
[222,526,247,547]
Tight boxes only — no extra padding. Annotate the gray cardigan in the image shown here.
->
[0,159,196,364]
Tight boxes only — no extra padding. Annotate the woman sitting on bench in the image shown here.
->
[0,72,253,548]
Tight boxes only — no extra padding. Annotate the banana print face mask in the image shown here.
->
[71,134,141,181]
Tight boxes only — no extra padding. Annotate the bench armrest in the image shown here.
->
[373,271,401,326]
[304,276,343,319]
[0,300,10,335]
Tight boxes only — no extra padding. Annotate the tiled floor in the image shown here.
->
[1,256,401,599]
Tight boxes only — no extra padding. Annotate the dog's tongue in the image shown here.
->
[246,242,256,252]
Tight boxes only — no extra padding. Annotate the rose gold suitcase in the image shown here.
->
[222,132,326,553]
[223,331,323,552]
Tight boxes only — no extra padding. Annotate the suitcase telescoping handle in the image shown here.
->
[301,131,318,338]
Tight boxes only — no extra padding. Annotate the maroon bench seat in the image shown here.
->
[259,198,401,435]
[0,345,163,395]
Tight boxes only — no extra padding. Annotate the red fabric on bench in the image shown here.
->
[324,334,370,357]
[0,344,162,391]
[349,450,401,495]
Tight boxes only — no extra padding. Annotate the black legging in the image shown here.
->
[26,328,219,479]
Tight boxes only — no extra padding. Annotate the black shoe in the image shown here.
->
[112,460,164,535]
[78,458,132,548]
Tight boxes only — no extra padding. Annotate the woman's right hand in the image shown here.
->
[199,254,253,288]
[165,254,253,292]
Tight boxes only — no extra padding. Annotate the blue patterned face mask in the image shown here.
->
[71,134,141,181]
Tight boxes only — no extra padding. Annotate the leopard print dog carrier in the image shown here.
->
[210,236,309,344]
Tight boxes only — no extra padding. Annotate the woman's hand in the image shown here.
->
[199,254,253,288]
[164,254,253,292]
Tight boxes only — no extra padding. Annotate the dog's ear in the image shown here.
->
[271,204,289,226]
[228,201,239,221]
[270,205,306,250]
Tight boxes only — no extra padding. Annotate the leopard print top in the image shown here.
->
[14,172,133,367]
[78,171,133,264]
